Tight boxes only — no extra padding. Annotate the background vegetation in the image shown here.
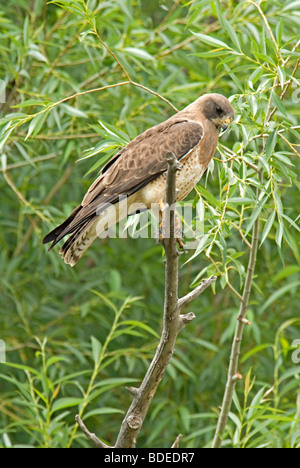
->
[0,0,300,448]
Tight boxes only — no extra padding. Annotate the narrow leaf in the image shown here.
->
[51,397,84,413]
[191,31,233,50]
[245,195,268,236]
[260,210,276,246]
[61,103,88,118]
[91,335,102,364]
[272,92,287,116]
[25,110,50,140]
[265,130,278,160]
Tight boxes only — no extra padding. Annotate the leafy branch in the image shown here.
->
[211,3,300,447]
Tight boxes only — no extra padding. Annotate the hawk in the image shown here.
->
[42,93,234,266]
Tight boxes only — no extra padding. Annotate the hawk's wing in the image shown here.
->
[42,119,203,248]
[82,119,203,205]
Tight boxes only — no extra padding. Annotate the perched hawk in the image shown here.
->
[43,93,234,266]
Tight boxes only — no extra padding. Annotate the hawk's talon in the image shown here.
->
[176,237,187,254]
[154,228,163,245]
[176,237,186,252]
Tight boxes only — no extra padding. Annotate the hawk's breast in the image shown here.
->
[139,144,205,206]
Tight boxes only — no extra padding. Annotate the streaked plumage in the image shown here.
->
[42,93,234,266]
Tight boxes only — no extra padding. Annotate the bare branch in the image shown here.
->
[126,386,139,397]
[211,210,259,448]
[77,152,216,448]
[114,152,183,448]
[178,276,217,309]
[75,414,110,448]
[171,433,183,448]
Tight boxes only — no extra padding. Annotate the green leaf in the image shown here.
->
[0,121,14,152]
[46,356,68,368]
[91,336,102,364]
[1,361,40,376]
[272,92,287,116]
[97,120,129,145]
[223,63,244,92]
[272,265,300,283]
[186,234,210,263]
[171,357,195,379]
[27,49,48,63]
[78,141,120,161]
[191,337,219,352]
[92,377,140,389]
[61,103,88,118]
[118,320,160,338]
[196,185,220,207]
[191,31,233,50]
[261,281,300,312]
[84,407,124,419]
[227,197,253,204]
[241,344,274,363]
[51,397,84,413]
[23,16,29,47]
[215,0,241,51]
[12,99,47,108]
[84,149,116,176]
[123,47,155,61]
[275,220,283,247]
[265,130,278,160]
[244,195,268,237]
[282,214,300,233]
[260,210,275,246]
[277,66,286,90]
[25,110,50,140]
[193,50,231,58]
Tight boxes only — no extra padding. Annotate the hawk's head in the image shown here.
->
[199,93,234,131]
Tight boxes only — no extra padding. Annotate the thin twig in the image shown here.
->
[278,132,299,157]
[75,415,110,448]
[0,153,57,172]
[267,58,300,123]
[248,1,283,63]
[92,28,131,81]
[171,433,183,448]
[178,276,217,308]
[211,207,260,448]
[2,166,49,222]
[15,132,100,141]
[9,81,178,137]
[13,165,74,257]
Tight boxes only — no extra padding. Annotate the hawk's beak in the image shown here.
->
[221,116,232,131]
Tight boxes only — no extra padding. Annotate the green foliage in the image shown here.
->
[0,0,300,448]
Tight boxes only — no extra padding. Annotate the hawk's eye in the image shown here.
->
[216,106,223,115]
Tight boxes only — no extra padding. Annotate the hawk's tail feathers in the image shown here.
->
[42,204,98,266]
[43,200,127,266]
[42,205,82,250]
[59,217,98,267]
